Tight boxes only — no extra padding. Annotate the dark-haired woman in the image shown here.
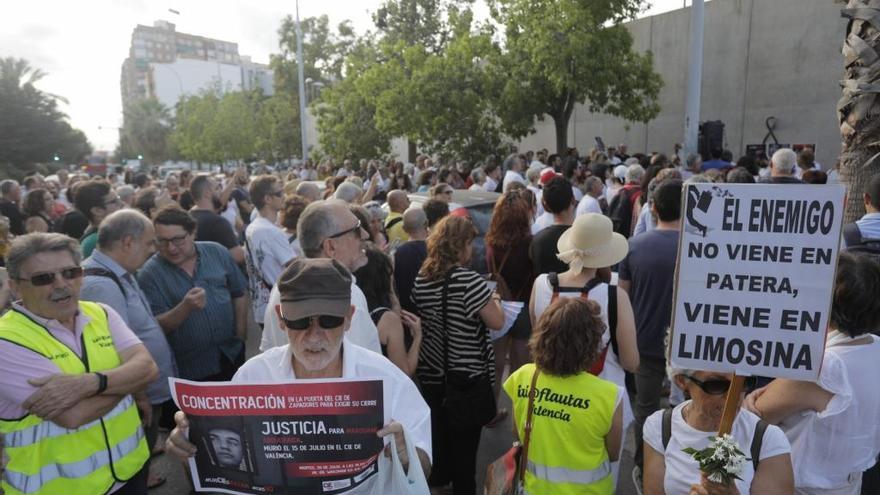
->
[354,246,422,376]
[504,297,623,495]
[485,189,536,421]
[745,252,880,495]
[412,215,504,495]
[22,188,54,233]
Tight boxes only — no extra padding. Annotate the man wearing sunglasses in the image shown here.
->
[244,176,294,331]
[0,233,159,494]
[166,258,432,491]
[259,200,382,354]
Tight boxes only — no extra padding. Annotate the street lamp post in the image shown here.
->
[295,0,309,163]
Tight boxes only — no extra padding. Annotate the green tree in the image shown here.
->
[315,71,392,160]
[171,90,222,164]
[489,0,662,154]
[271,15,355,97]
[0,57,91,177]
[122,98,171,165]
[255,94,301,162]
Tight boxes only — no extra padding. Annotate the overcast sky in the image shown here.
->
[1,0,694,152]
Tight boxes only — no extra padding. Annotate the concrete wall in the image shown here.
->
[516,0,846,168]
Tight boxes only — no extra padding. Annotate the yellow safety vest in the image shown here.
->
[0,301,148,495]
[503,363,619,495]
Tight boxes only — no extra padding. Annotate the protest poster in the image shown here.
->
[669,183,845,381]
[171,378,385,495]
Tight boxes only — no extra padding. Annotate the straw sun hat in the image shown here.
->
[556,213,629,271]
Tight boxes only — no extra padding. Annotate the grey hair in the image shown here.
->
[664,326,696,383]
[363,201,387,221]
[333,182,363,204]
[117,185,135,203]
[295,181,321,201]
[97,209,151,250]
[625,164,645,184]
[526,166,542,184]
[771,148,798,174]
[6,233,82,280]
[470,167,486,185]
[684,174,712,185]
[402,207,428,234]
[0,180,19,196]
[686,153,702,169]
[297,200,344,258]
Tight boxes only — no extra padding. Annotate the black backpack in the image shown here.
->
[842,223,880,262]
[608,187,634,238]
[661,408,768,472]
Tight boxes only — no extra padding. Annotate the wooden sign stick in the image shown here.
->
[717,375,746,436]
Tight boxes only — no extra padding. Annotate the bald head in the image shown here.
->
[387,190,411,213]
[402,207,428,240]
[295,182,322,202]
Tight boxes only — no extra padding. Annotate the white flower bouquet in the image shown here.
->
[682,434,749,484]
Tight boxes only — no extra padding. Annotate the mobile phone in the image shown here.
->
[485,280,498,292]
[595,137,606,153]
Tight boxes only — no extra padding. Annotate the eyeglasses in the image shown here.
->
[281,314,346,331]
[156,233,189,247]
[15,266,84,286]
[327,220,362,239]
[683,375,757,395]
[441,189,453,195]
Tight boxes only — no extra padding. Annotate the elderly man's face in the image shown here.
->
[325,209,368,272]
[279,305,353,373]
[209,428,243,468]
[11,250,82,322]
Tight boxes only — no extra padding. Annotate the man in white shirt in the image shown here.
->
[166,258,432,492]
[575,176,605,217]
[245,176,295,329]
[502,153,528,191]
[260,200,382,353]
[483,163,502,193]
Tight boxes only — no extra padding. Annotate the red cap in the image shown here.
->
[540,169,560,185]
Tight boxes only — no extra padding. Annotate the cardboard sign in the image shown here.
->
[172,378,385,495]
[669,184,845,380]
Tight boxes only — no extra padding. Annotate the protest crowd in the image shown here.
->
[0,142,879,495]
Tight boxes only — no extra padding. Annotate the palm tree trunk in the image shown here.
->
[837,0,880,222]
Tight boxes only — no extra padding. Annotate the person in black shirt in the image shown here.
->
[394,208,429,315]
[188,175,245,265]
[0,180,25,236]
[528,176,575,275]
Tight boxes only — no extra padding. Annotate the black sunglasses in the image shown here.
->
[16,266,84,286]
[683,375,757,395]
[281,314,346,331]
[327,220,362,239]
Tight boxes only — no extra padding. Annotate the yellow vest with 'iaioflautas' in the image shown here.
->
[503,363,618,495]
[0,301,148,495]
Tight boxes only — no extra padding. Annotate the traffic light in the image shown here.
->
[53,155,60,162]
[137,154,143,160]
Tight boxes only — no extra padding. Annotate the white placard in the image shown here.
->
[669,184,845,381]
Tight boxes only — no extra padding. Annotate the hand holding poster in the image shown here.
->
[171,378,384,495]
[670,184,845,381]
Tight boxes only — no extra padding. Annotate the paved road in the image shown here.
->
[151,319,641,494]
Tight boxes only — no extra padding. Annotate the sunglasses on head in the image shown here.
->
[683,375,758,395]
[16,266,84,286]
[327,220,361,239]
[281,314,346,331]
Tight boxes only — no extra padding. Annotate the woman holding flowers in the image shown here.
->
[642,359,794,494]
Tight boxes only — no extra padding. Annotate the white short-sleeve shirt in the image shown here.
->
[259,281,382,354]
[233,340,432,494]
[245,215,295,324]
[575,194,602,217]
[643,401,791,495]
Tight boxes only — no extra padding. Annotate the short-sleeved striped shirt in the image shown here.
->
[411,266,494,386]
